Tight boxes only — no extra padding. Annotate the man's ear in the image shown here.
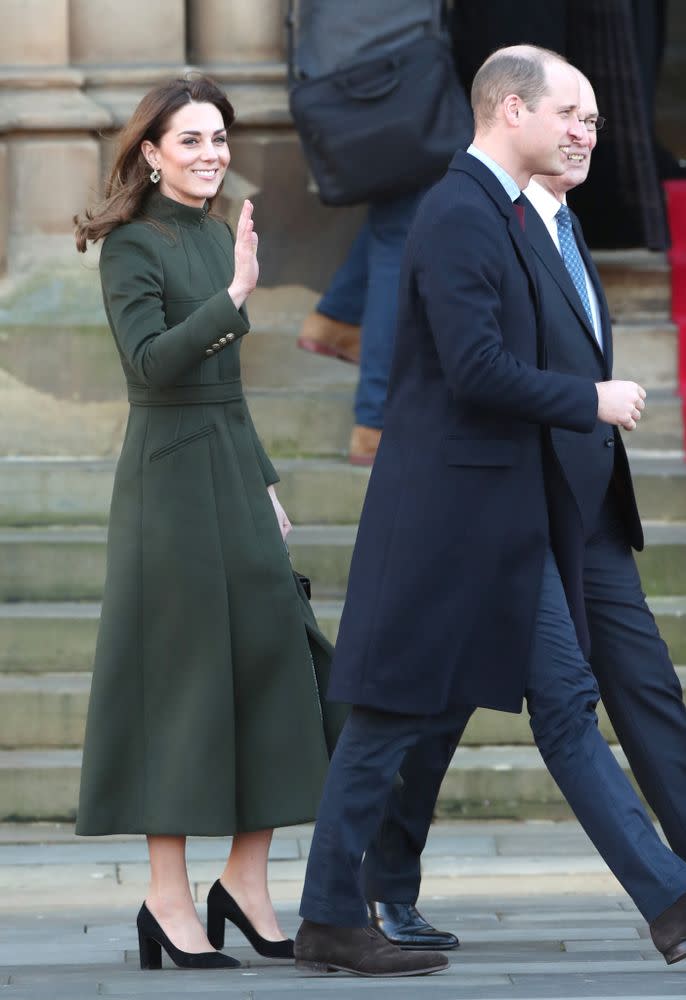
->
[503,94,521,127]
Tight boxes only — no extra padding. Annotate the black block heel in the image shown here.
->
[206,902,226,950]
[138,923,162,969]
[206,880,294,959]
[136,902,241,970]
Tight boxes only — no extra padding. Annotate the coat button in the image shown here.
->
[205,348,214,356]
[211,342,221,350]
[219,336,227,346]
[226,333,236,343]
[604,437,615,448]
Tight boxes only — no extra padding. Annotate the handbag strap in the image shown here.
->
[286,0,449,85]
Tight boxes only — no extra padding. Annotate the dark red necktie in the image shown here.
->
[514,195,526,230]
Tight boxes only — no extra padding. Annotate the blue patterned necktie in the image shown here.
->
[555,204,594,327]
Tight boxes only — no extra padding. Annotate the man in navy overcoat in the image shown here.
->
[360,69,686,955]
[294,46,686,978]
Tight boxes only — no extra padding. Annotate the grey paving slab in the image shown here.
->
[422,854,611,876]
[0,837,300,866]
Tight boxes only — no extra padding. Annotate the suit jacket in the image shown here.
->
[327,152,599,716]
[522,194,643,551]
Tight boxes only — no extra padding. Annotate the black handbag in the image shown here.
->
[295,571,311,600]
[286,4,473,206]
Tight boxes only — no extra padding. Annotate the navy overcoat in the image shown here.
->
[327,153,600,716]
[523,196,642,548]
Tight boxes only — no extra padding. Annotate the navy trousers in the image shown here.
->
[362,494,686,904]
[300,545,686,926]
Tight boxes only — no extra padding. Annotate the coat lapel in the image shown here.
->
[522,195,608,372]
[452,153,541,323]
[572,210,613,376]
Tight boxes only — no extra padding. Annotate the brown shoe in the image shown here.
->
[297,312,361,365]
[650,892,686,964]
[294,920,449,977]
[349,425,381,467]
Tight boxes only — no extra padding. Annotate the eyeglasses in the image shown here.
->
[579,115,606,132]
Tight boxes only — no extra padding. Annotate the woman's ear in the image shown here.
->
[140,139,158,170]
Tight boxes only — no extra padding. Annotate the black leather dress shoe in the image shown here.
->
[650,892,686,965]
[368,901,459,951]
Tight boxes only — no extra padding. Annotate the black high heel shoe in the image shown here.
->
[136,902,241,970]
[206,880,294,959]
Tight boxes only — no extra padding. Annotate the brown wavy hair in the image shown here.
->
[75,76,235,252]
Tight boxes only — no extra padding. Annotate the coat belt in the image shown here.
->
[127,379,244,406]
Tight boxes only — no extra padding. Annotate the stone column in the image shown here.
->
[69,0,185,65]
[188,0,287,65]
[8,137,101,271]
[0,0,69,66]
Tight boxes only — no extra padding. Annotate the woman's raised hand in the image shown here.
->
[228,199,259,309]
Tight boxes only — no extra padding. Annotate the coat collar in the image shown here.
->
[449,150,545,366]
[143,189,209,228]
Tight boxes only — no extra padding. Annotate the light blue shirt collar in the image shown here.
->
[466,144,521,203]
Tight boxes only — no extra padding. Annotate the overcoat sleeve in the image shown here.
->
[99,225,250,389]
[414,204,599,432]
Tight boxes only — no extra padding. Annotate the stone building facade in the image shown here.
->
[0,1,684,286]
[0,0,364,289]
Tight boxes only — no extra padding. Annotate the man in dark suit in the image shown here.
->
[360,70,686,955]
[294,46,686,978]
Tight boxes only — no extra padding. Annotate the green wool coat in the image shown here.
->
[76,190,345,836]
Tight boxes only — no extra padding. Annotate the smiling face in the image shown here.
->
[142,100,230,208]
[517,59,584,178]
[533,73,599,199]
[560,74,599,187]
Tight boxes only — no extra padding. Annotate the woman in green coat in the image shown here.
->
[74,76,344,971]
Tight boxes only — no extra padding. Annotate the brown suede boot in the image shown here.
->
[297,312,361,364]
[349,425,381,467]
[294,920,449,977]
[650,892,686,964]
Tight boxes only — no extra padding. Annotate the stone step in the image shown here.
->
[253,388,685,455]
[0,750,81,822]
[0,452,683,528]
[437,744,643,820]
[1,520,685,601]
[593,250,671,320]
[0,673,88,749]
[0,602,99,672]
[290,522,686,599]
[1,594,685,674]
[627,451,686,521]
[0,457,370,527]
[0,742,659,823]
[3,666,686,751]
[611,320,678,390]
[0,322,357,402]
[0,271,675,397]
[324,591,686,667]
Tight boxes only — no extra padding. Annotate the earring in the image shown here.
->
[150,167,160,184]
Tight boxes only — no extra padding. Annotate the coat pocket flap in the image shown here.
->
[445,439,519,467]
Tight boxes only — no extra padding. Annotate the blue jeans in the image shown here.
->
[317,192,422,428]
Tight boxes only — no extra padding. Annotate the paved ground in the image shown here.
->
[2,819,686,999]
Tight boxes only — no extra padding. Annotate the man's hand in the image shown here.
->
[596,380,647,431]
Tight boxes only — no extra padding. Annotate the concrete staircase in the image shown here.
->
[0,252,684,820]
